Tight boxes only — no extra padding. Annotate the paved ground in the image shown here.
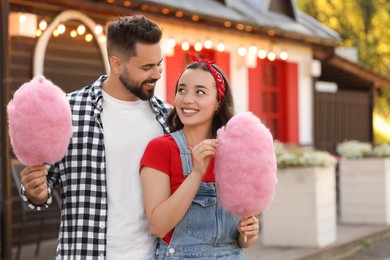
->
[243,224,390,260]
[343,234,390,260]
[13,223,390,260]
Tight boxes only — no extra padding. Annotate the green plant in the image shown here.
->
[373,143,390,157]
[275,141,337,169]
[336,140,372,159]
[360,239,372,248]
[337,140,390,159]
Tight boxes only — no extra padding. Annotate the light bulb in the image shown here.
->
[57,24,66,34]
[249,45,257,55]
[167,38,176,48]
[268,51,276,61]
[181,42,190,51]
[280,51,288,60]
[85,34,93,42]
[238,47,247,57]
[70,30,77,37]
[217,42,225,52]
[95,25,103,35]
[39,19,47,30]
[77,25,86,35]
[204,39,212,49]
[258,49,267,59]
[194,42,203,51]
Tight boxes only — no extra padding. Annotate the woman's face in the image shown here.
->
[175,68,219,128]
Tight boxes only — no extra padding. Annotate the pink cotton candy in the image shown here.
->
[7,75,72,165]
[215,112,277,216]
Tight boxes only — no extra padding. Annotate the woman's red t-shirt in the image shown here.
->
[140,134,215,243]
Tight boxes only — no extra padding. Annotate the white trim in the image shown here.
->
[33,10,109,76]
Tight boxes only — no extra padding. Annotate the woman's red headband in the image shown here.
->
[190,54,226,101]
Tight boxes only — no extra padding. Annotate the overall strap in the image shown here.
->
[170,130,192,177]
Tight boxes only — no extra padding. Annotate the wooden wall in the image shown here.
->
[314,89,373,154]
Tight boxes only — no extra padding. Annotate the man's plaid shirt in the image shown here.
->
[20,76,171,259]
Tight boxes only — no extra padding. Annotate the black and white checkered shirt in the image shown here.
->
[20,75,171,259]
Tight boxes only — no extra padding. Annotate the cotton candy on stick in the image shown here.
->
[7,75,72,166]
[215,112,277,242]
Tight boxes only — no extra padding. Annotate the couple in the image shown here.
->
[20,15,259,259]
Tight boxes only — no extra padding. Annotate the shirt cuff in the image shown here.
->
[20,184,52,211]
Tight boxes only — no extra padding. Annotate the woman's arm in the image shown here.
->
[141,139,218,238]
[141,166,203,238]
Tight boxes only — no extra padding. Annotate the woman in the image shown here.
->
[140,55,259,259]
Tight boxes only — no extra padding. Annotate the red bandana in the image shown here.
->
[190,54,226,101]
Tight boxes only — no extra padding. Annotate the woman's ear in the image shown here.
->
[215,102,221,111]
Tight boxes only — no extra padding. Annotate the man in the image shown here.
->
[20,15,171,259]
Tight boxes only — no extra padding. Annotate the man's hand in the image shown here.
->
[20,165,48,205]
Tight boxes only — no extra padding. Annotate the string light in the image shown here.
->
[39,19,47,30]
[94,25,103,35]
[57,24,66,34]
[238,47,247,57]
[99,35,107,43]
[280,50,288,60]
[77,24,86,35]
[70,30,77,37]
[204,39,212,49]
[194,41,203,51]
[85,33,93,42]
[217,42,225,52]
[249,45,257,55]
[167,38,176,48]
[181,42,190,51]
[258,49,267,59]
[267,51,276,61]
[32,16,106,44]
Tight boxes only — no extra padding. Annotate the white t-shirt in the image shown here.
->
[101,90,164,259]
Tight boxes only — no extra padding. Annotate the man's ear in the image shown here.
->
[110,55,121,74]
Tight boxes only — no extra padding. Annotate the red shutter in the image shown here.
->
[165,45,186,105]
[283,62,299,144]
[248,64,263,117]
[215,51,230,81]
[248,60,299,143]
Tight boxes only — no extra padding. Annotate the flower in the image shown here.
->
[336,140,372,159]
[274,141,337,168]
[336,140,390,159]
[373,143,390,157]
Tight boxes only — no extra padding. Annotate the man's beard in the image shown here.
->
[119,70,156,101]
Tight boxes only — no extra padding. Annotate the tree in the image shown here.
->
[299,0,390,143]
[298,0,390,77]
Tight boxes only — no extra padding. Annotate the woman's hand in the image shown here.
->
[191,139,218,178]
[238,215,260,248]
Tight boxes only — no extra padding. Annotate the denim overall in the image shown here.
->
[155,130,244,259]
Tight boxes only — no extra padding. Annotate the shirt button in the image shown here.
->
[102,198,106,203]
[100,224,105,229]
[169,248,175,254]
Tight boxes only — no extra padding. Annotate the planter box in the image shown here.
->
[339,158,390,225]
[262,167,337,248]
